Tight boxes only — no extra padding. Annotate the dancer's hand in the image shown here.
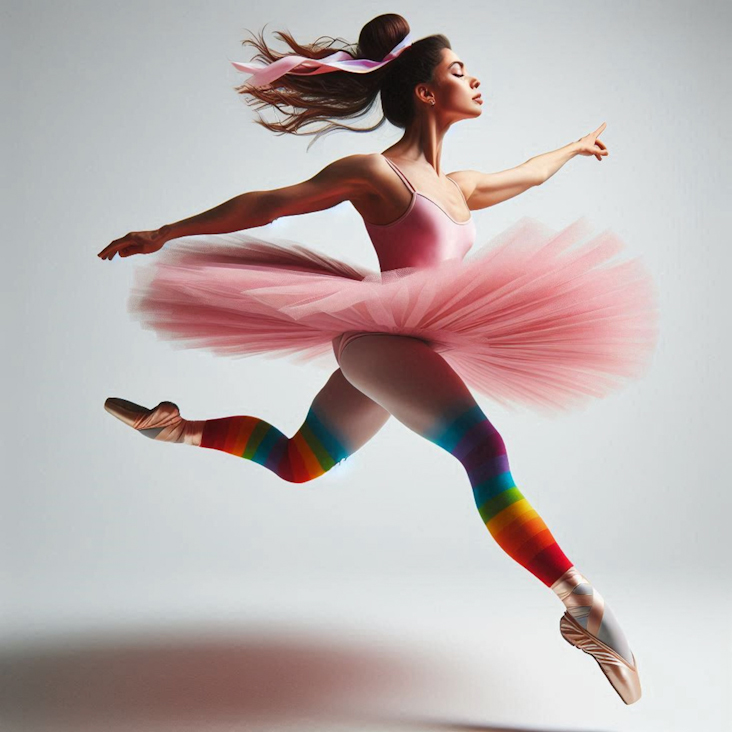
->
[97,226,171,260]
[575,122,608,161]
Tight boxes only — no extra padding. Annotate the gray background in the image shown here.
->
[3,1,730,730]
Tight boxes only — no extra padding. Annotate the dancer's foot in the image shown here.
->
[552,567,641,704]
[104,397,203,445]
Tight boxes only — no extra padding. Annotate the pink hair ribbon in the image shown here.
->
[229,32,415,89]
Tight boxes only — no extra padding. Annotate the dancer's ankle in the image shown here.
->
[551,566,634,665]
[182,419,205,446]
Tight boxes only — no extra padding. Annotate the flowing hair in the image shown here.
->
[234,13,451,150]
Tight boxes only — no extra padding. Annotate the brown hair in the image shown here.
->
[234,14,451,150]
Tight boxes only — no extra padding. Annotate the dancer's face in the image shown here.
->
[423,49,482,120]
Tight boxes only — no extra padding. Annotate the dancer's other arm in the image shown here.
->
[449,122,608,211]
[97,154,374,260]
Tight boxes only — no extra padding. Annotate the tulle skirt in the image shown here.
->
[128,216,659,414]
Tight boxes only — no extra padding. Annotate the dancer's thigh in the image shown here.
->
[337,335,478,436]
[309,367,390,452]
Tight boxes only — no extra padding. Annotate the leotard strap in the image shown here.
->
[381,156,417,194]
[446,175,469,208]
[381,155,471,224]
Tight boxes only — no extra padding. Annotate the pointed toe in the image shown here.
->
[560,611,642,705]
[104,397,184,441]
[104,397,149,426]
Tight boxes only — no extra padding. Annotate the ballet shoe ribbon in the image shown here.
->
[132,403,181,430]
[551,567,606,638]
[550,567,586,600]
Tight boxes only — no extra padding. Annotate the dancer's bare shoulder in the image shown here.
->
[347,153,417,225]
[263,154,382,220]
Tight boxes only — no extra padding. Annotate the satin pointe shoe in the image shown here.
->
[553,568,642,705]
[104,397,188,443]
[559,611,642,704]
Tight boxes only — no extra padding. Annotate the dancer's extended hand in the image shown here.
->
[575,122,608,161]
[98,226,170,260]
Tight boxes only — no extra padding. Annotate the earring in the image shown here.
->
[430,99,435,105]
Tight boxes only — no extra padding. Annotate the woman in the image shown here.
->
[98,14,657,704]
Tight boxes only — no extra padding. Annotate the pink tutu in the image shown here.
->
[128,216,659,414]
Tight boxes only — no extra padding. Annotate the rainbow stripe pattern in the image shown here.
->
[200,407,350,483]
[427,404,573,587]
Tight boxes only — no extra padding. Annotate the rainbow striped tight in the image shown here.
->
[425,403,573,587]
[198,406,350,483]
[196,398,572,588]
[180,331,633,665]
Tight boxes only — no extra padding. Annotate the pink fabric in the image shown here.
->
[229,34,414,90]
[365,156,475,271]
[128,160,659,415]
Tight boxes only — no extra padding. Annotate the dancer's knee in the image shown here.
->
[273,407,350,483]
[260,441,342,484]
[426,402,510,470]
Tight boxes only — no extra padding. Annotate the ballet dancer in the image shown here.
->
[99,13,657,704]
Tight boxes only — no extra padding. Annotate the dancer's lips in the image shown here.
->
[473,94,483,104]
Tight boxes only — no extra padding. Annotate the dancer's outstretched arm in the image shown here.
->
[447,122,609,210]
[97,154,376,260]
[106,368,390,483]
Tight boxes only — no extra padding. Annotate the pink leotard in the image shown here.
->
[332,155,476,362]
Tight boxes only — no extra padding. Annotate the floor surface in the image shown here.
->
[2,571,729,732]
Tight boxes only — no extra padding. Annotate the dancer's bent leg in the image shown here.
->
[337,334,634,665]
[105,368,390,483]
[198,368,389,482]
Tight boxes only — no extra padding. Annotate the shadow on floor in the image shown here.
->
[0,625,607,732]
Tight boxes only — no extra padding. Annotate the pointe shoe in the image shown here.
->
[104,397,187,443]
[559,610,642,705]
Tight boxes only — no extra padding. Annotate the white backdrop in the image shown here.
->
[3,1,730,731]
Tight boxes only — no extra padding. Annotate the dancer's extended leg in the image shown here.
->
[104,368,390,483]
[337,334,635,669]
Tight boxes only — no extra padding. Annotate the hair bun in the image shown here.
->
[357,13,410,61]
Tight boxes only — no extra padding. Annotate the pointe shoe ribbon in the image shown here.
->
[552,568,642,705]
[104,397,187,443]
[551,566,604,637]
